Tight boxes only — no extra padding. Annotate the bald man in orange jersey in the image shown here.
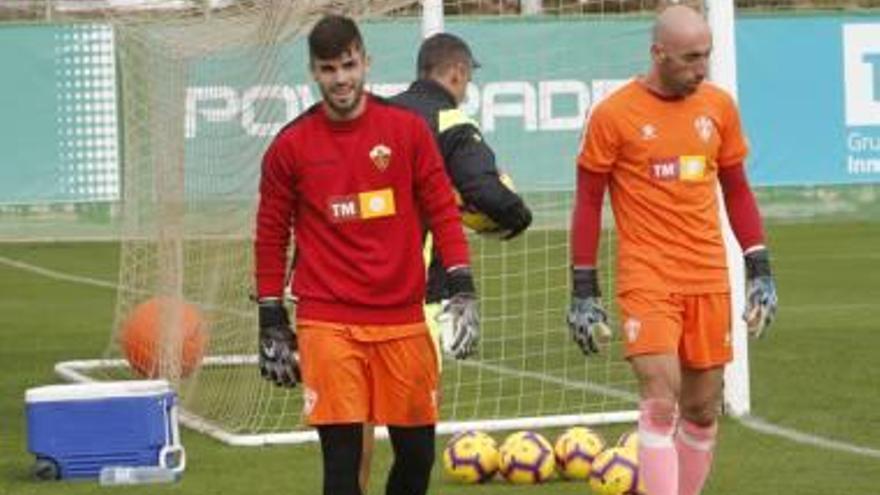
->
[568,6,778,495]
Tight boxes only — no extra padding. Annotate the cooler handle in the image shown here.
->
[159,444,186,473]
[160,394,186,473]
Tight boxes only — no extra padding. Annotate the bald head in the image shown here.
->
[653,5,710,49]
[647,5,712,97]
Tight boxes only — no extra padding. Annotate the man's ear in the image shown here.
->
[652,43,667,62]
[451,62,467,84]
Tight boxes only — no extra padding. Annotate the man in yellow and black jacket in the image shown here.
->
[357,33,533,494]
[393,32,533,305]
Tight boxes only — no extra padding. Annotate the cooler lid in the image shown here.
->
[26,380,173,403]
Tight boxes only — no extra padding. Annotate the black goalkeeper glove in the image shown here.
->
[567,267,611,355]
[258,298,301,387]
[743,249,778,338]
[493,197,532,241]
[442,267,480,360]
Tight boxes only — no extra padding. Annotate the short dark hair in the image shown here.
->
[417,32,480,78]
[308,15,364,62]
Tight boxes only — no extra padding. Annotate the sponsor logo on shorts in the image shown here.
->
[624,317,641,343]
[327,188,396,222]
[303,387,318,416]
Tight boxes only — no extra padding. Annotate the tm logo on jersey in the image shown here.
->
[328,188,396,222]
[650,155,707,182]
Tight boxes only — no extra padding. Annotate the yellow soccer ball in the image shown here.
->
[499,430,530,453]
[499,431,555,484]
[588,447,646,495]
[442,430,499,483]
[616,429,639,454]
[554,426,606,480]
[457,173,516,234]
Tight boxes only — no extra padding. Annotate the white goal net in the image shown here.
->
[45,0,746,445]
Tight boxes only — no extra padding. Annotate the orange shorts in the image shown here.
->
[297,320,439,426]
[617,291,732,369]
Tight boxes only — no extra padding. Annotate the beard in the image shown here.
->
[321,81,365,119]
[673,75,704,97]
[658,70,703,98]
[680,77,703,96]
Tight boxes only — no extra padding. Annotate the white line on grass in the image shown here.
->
[0,255,118,290]
[738,415,880,459]
[455,358,640,403]
[5,254,880,459]
[464,359,880,459]
[5,253,872,316]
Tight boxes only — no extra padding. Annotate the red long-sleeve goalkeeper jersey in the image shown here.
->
[255,95,470,325]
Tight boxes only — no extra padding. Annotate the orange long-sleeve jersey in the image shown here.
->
[576,80,749,294]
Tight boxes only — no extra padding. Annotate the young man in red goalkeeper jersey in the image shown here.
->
[568,6,778,495]
[253,15,480,495]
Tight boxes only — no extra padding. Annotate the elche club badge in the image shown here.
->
[369,144,391,171]
[694,115,714,143]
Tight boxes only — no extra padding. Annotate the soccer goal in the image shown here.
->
[52,0,750,446]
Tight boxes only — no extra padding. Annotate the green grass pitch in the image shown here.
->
[0,220,878,494]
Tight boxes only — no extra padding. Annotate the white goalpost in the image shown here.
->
[53,0,749,446]
[707,0,753,417]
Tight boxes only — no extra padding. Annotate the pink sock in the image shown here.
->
[676,419,717,495]
[638,399,679,495]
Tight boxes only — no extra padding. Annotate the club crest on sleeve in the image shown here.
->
[369,144,392,171]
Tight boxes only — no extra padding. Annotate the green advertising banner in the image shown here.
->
[0,18,650,205]
[182,19,649,197]
[2,14,877,235]
[0,24,118,205]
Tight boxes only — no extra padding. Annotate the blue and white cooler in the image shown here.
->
[26,380,185,480]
